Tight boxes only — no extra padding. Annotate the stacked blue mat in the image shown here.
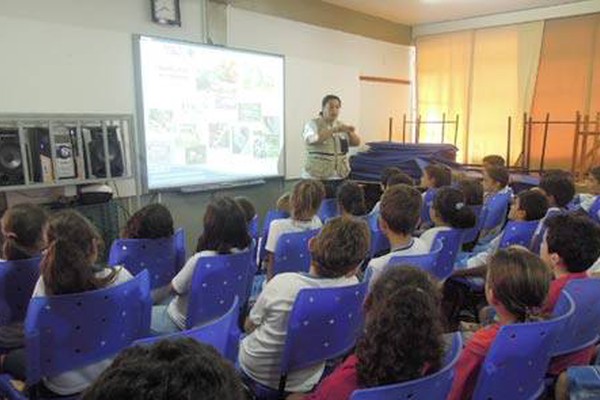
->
[350,142,461,182]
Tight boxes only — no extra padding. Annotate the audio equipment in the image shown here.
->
[84,127,124,178]
[27,128,53,183]
[52,128,77,179]
[0,129,25,186]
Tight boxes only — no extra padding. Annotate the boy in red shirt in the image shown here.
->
[540,214,600,375]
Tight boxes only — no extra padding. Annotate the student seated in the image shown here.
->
[482,154,506,168]
[369,167,413,215]
[0,210,132,396]
[336,181,367,218]
[82,339,247,400]
[461,189,548,270]
[367,185,428,283]
[121,203,174,239]
[288,266,445,400]
[151,196,251,334]
[239,217,370,393]
[448,247,552,400]
[539,214,600,376]
[0,203,48,350]
[419,164,452,228]
[235,196,258,236]
[456,178,484,207]
[420,187,476,250]
[276,192,291,214]
[479,164,512,240]
[265,180,325,280]
[530,169,576,253]
[574,165,600,216]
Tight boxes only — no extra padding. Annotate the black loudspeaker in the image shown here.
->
[0,129,25,186]
[86,127,124,178]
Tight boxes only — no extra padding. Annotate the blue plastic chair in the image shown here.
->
[0,270,152,400]
[174,228,186,273]
[498,220,540,249]
[186,251,253,329]
[551,279,600,359]
[462,205,483,244]
[256,282,368,396]
[530,208,564,255]
[350,332,462,400]
[272,229,320,276]
[109,236,177,289]
[134,296,239,362]
[420,188,436,226]
[0,257,41,326]
[367,213,390,258]
[431,229,464,280]
[471,292,575,399]
[257,210,290,264]
[588,196,600,224]
[248,215,259,239]
[317,198,339,223]
[385,239,444,280]
[479,191,511,240]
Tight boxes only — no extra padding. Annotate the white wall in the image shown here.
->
[0,0,205,203]
[227,8,413,178]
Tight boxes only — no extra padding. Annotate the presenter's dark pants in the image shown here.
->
[321,179,346,198]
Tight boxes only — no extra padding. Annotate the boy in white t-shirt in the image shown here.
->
[367,184,429,284]
[265,180,325,280]
[240,216,370,393]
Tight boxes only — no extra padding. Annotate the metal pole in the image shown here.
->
[572,112,581,175]
[388,117,393,142]
[521,112,528,170]
[441,113,446,144]
[402,114,406,144]
[506,116,512,168]
[539,113,550,173]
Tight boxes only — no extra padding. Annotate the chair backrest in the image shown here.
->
[273,229,320,276]
[530,208,564,255]
[350,332,462,400]
[462,205,483,244]
[281,282,368,377]
[257,210,289,263]
[24,270,152,385]
[318,198,339,223]
[186,251,253,329]
[367,213,390,258]
[420,188,436,225]
[552,279,600,357]
[0,257,41,326]
[472,292,575,399]
[588,196,600,224]
[498,220,540,249]
[174,228,186,273]
[480,191,511,231]
[388,240,444,280]
[432,229,464,280]
[134,296,239,359]
[108,236,177,289]
[248,215,259,239]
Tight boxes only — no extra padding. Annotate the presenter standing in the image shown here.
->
[302,94,361,197]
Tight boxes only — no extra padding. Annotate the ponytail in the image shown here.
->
[1,203,47,261]
[41,210,116,295]
[433,187,476,229]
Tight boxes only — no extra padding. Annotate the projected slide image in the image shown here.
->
[185,145,207,165]
[233,127,251,155]
[208,123,232,149]
[138,36,284,190]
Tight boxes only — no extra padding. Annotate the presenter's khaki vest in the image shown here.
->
[304,118,350,179]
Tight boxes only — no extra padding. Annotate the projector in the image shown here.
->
[78,184,113,205]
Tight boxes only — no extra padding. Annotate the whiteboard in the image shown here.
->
[284,57,360,179]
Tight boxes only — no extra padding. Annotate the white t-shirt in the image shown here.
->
[167,248,243,329]
[367,238,429,284]
[265,216,322,253]
[466,234,502,269]
[419,226,451,251]
[32,267,133,396]
[239,272,358,392]
[369,201,381,216]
